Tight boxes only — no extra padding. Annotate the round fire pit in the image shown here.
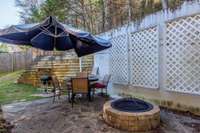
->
[103,98,160,132]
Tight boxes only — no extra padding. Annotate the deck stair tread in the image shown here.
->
[18,54,93,87]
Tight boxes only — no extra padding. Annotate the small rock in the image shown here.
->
[84,125,90,128]
[101,126,109,132]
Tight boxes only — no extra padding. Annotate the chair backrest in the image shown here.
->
[91,67,99,75]
[52,76,60,90]
[76,72,88,78]
[71,78,89,93]
[102,74,111,86]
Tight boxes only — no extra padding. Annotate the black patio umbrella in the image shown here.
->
[0,16,111,57]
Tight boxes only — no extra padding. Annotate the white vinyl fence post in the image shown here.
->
[158,16,167,90]
[127,25,131,85]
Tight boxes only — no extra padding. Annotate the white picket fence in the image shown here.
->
[95,2,200,95]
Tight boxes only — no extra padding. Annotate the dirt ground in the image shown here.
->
[2,96,200,133]
[0,108,12,133]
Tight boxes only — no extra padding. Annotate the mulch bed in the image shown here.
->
[0,107,13,133]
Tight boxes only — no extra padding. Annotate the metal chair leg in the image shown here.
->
[53,91,56,103]
[92,88,95,99]
[71,94,75,108]
[58,91,61,100]
[68,90,72,102]
[101,88,103,95]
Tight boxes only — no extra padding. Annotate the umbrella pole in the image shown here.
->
[52,23,57,76]
[79,57,82,72]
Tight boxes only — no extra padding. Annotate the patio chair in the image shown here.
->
[92,74,111,96]
[52,76,62,102]
[71,77,89,107]
[63,77,72,102]
[76,72,88,78]
[38,68,52,93]
[91,67,99,76]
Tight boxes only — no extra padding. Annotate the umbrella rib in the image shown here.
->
[39,23,56,37]
[39,27,55,37]
[56,32,69,37]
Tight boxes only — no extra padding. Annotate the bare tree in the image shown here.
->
[16,0,187,33]
[161,0,168,10]
[100,0,106,32]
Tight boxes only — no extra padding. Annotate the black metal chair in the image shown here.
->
[92,74,111,96]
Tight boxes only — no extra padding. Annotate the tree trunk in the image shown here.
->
[128,0,132,23]
[88,0,94,33]
[105,0,112,30]
[100,0,106,32]
[161,0,168,10]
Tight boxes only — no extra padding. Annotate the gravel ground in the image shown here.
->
[2,96,200,133]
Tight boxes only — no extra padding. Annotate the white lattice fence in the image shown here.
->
[110,33,129,84]
[96,13,200,95]
[130,27,159,88]
[164,14,200,94]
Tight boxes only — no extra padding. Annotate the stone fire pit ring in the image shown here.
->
[103,98,160,132]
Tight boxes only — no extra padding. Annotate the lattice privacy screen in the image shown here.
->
[164,14,200,94]
[130,27,159,88]
[110,34,129,84]
[99,13,200,95]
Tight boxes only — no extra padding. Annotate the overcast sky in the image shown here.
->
[0,0,20,29]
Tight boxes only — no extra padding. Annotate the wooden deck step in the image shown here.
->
[17,55,93,87]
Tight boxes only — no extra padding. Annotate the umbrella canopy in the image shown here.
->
[0,16,111,57]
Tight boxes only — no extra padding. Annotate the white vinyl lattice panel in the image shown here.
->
[110,34,129,84]
[164,14,200,95]
[130,27,159,88]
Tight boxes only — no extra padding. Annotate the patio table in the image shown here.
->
[88,75,99,82]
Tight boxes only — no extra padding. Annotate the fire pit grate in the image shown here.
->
[111,98,153,112]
